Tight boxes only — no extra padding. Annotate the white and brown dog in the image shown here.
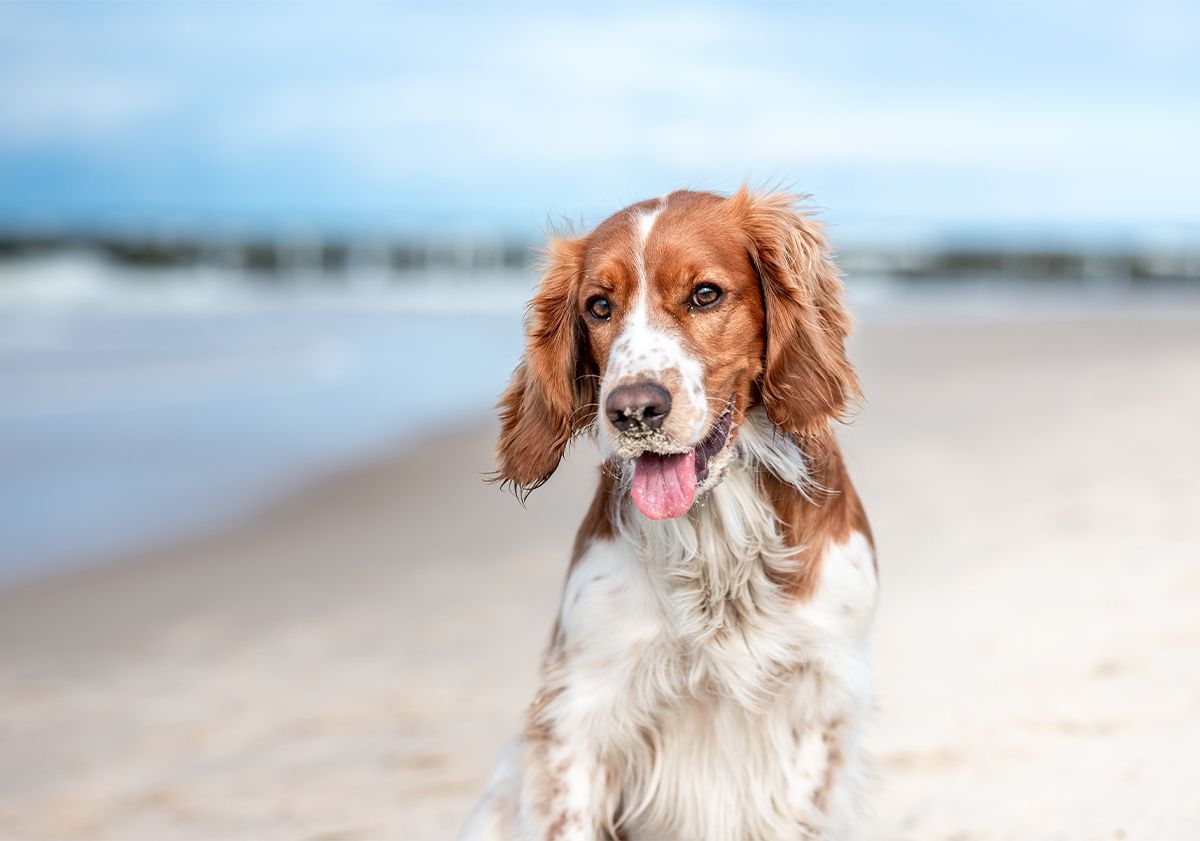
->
[464,188,876,841]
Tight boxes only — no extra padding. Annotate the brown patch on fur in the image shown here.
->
[492,236,596,497]
[813,716,849,815]
[523,673,606,839]
[570,466,618,569]
[545,812,569,841]
[525,644,567,758]
[635,192,769,427]
[761,431,875,600]
[729,187,860,439]
[524,683,564,745]
[523,683,569,824]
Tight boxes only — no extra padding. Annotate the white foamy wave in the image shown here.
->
[0,253,534,315]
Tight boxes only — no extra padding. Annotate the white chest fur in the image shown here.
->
[462,453,878,841]
[548,466,877,840]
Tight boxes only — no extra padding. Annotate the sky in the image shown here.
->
[1,1,1198,242]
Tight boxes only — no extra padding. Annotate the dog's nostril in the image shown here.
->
[606,383,672,432]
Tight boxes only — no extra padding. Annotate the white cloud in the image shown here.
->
[1,1,1198,229]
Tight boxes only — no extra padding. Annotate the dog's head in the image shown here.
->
[494,188,858,519]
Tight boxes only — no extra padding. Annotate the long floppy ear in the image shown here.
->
[733,188,859,438]
[492,234,593,498]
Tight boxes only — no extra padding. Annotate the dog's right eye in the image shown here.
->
[586,296,612,320]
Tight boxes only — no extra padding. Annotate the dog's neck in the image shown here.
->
[570,408,868,637]
[614,455,796,646]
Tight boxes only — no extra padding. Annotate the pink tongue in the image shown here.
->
[631,450,697,520]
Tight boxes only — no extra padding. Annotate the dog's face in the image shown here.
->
[579,193,765,519]
[494,188,858,520]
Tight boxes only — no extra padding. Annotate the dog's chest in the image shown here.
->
[555,505,876,838]
[617,686,847,841]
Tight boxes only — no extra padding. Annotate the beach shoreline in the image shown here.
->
[2,313,1199,840]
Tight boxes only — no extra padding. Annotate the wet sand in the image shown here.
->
[2,314,1199,840]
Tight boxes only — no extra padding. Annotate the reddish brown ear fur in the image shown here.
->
[733,188,859,438]
[493,235,593,497]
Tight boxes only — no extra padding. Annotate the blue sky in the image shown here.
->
[1,1,1198,241]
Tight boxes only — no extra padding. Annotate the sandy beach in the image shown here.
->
[2,312,1199,841]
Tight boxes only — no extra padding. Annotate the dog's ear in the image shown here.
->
[493,234,593,498]
[733,188,859,438]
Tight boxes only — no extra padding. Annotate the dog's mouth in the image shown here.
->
[629,405,734,521]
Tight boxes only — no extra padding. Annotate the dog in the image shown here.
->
[463,188,876,840]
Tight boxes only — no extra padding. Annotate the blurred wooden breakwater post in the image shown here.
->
[836,247,1200,285]
[1,233,1199,285]
[0,234,533,278]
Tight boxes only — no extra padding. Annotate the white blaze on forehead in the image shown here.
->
[601,199,709,446]
[632,205,661,297]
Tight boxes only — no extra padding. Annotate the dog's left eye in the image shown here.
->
[690,283,722,309]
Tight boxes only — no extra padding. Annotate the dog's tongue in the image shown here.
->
[631,450,697,520]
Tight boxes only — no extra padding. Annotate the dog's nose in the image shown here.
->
[606,382,672,433]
